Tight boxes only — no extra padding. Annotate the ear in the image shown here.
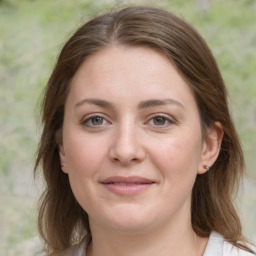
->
[198,122,223,175]
[58,143,68,173]
[56,130,69,174]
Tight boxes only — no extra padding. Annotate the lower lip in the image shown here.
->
[102,183,154,196]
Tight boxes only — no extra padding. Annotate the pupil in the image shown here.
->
[154,117,165,125]
[92,117,103,125]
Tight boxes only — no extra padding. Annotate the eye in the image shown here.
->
[90,116,104,125]
[147,115,174,128]
[81,115,108,127]
[152,116,168,125]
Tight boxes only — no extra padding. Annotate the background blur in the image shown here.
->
[0,0,255,255]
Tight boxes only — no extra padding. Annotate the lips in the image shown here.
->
[100,176,155,196]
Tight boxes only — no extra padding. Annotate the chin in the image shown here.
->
[104,206,156,234]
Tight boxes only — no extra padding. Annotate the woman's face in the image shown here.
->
[60,46,214,234]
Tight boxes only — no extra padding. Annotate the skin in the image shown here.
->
[59,46,223,256]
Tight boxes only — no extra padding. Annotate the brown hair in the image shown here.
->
[35,6,254,254]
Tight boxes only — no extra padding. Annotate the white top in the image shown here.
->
[203,232,255,256]
[64,231,255,256]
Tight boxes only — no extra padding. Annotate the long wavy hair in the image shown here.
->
[35,6,254,255]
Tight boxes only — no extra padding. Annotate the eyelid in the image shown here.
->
[145,113,176,127]
[80,113,111,127]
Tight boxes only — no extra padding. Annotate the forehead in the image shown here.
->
[67,46,197,110]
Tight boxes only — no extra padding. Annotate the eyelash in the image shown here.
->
[81,114,175,129]
[81,114,109,128]
[146,115,175,128]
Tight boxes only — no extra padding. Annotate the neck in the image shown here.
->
[86,216,208,256]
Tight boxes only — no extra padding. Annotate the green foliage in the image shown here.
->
[1,0,255,253]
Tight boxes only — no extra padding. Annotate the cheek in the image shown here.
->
[63,134,108,212]
[64,133,106,175]
[149,130,203,182]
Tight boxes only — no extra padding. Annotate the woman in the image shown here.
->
[35,6,255,256]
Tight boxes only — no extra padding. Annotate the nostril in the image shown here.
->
[111,155,141,165]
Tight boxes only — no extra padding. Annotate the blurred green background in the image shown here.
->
[0,0,255,255]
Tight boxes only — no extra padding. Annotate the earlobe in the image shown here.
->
[198,122,223,175]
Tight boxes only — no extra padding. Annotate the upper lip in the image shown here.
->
[101,176,155,184]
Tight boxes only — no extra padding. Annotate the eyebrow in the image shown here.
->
[75,98,184,110]
[138,99,184,109]
[75,98,114,108]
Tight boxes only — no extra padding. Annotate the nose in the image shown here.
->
[109,123,146,165]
